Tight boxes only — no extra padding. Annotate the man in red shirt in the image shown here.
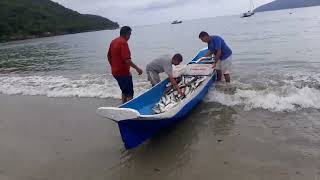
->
[107,26,143,104]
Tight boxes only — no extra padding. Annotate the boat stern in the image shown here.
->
[117,119,174,149]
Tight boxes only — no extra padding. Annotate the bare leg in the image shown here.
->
[216,70,222,81]
[224,74,231,83]
[121,94,127,104]
[126,96,133,103]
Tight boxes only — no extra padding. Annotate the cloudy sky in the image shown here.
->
[52,0,273,26]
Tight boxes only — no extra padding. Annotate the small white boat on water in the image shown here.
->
[171,20,183,24]
[241,0,255,18]
[242,11,255,18]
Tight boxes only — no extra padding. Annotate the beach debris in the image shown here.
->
[153,75,207,114]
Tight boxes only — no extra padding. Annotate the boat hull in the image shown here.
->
[117,73,216,149]
[241,12,255,18]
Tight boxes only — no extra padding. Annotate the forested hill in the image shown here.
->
[255,0,320,12]
[0,0,119,42]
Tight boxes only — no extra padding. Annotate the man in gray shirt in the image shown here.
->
[146,53,184,96]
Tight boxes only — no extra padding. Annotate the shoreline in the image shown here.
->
[0,27,119,44]
[0,94,319,179]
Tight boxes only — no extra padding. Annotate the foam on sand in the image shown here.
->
[0,74,149,99]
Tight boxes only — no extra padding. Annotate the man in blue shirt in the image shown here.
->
[198,31,233,83]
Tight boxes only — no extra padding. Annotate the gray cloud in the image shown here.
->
[134,0,191,11]
[52,0,273,25]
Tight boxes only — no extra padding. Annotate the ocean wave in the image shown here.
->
[0,74,150,99]
[0,73,319,112]
[202,71,320,112]
[205,84,320,112]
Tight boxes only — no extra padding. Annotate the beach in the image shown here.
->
[0,95,319,179]
[0,6,320,180]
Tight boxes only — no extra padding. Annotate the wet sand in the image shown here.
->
[0,95,319,180]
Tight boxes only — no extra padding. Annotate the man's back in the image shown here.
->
[209,36,232,60]
[146,55,173,76]
[108,37,131,76]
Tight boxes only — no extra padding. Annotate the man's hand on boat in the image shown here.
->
[177,87,185,98]
[169,75,185,97]
[212,62,216,69]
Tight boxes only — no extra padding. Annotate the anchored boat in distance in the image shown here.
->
[241,0,255,18]
[242,10,255,18]
[171,20,183,24]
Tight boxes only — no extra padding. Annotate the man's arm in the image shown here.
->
[204,50,213,58]
[107,46,111,65]
[126,59,143,75]
[168,75,183,96]
[107,53,111,65]
[212,49,222,68]
[163,63,183,96]
[198,50,213,62]
[211,37,222,67]
[121,42,143,75]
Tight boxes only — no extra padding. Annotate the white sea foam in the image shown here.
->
[204,71,320,111]
[0,73,319,112]
[205,85,320,112]
[0,74,150,99]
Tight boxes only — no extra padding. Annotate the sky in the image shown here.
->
[52,0,274,26]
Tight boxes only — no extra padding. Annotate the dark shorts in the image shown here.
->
[114,76,134,97]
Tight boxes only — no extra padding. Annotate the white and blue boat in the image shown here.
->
[97,48,216,149]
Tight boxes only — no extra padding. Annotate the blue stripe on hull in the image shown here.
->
[117,73,216,149]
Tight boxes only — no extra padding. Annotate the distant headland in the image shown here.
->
[0,0,119,42]
[255,0,320,12]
